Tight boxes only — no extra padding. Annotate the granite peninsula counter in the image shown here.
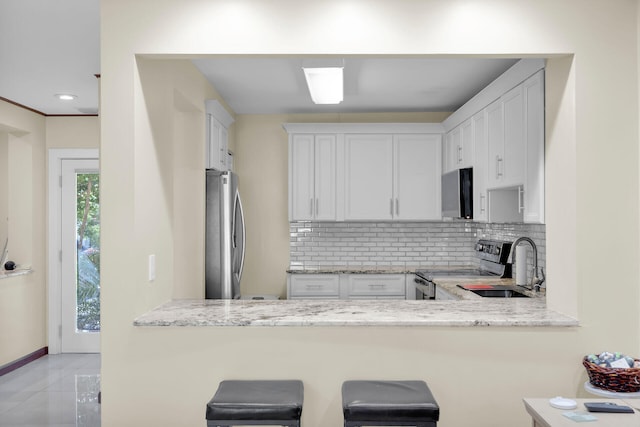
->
[133,298,578,327]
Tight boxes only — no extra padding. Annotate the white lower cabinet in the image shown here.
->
[345,274,406,299]
[287,273,416,300]
[288,274,340,299]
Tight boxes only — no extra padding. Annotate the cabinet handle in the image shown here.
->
[518,186,524,213]
[480,194,486,213]
[457,145,463,163]
[369,284,386,289]
[395,198,399,215]
[390,199,394,216]
[310,199,314,216]
[496,155,503,179]
[305,284,324,290]
[315,198,319,215]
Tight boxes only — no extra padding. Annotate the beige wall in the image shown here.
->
[100,1,639,426]
[0,101,46,366]
[46,116,100,149]
[0,108,100,367]
[235,112,451,297]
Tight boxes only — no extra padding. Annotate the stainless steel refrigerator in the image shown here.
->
[205,169,245,299]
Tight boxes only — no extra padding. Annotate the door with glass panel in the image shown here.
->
[61,159,100,353]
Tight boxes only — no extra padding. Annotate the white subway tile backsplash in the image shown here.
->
[290,221,546,270]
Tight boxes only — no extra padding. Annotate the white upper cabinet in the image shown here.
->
[502,85,526,186]
[459,119,474,169]
[285,123,444,222]
[344,133,441,221]
[344,134,394,220]
[443,127,459,173]
[472,110,488,222]
[394,134,441,220]
[205,100,235,171]
[441,62,545,224]
[289,134,337,221]
[487,84,525,189]
[443,119,473,173]
[522,69,545,224]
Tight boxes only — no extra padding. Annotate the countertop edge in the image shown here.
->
[132,299,579,328]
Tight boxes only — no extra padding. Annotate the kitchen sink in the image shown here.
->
[468,287,529,298]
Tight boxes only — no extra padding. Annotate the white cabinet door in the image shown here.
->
[288,274,341,299]
[207,115,228,171]
[206,100,234,171]
[523,70,545,224]
[443,128,460,173]
[472,110,488,222]
[290,134,315,220]
[459,118,474,169]
[502,85,525,187]
[443,120,472,173]
[314,135,337,220]
[487,98,504,189]
[289,134,336,221]
[487,85,525,189]
[344,134,394,220]
[394,134,441,220]
[220,126,230,170]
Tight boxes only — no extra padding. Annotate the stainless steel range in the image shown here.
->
[413,239,513,299]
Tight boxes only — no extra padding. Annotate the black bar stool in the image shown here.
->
[206,380,303,427]
[342,380,439,427]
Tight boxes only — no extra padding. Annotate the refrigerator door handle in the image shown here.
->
[233,190,246,286]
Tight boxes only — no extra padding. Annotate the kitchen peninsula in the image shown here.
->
[133,297,578,327]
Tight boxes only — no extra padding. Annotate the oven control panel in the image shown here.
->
[475,239,513,264]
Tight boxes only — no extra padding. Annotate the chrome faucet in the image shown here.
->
[510,237,545,292]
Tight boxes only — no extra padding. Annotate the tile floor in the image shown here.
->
[0,353,100,427]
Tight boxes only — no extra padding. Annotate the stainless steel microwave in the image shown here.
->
[441,167,473,219]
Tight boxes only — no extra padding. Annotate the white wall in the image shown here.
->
[99,1,640,426]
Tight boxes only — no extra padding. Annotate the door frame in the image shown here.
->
[48,149,99,354]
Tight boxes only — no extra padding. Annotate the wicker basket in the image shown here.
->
[583,356,640,393]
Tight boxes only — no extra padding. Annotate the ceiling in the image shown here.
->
[0,0,519,116]
[0,0,100,115]
[193,57,519,114]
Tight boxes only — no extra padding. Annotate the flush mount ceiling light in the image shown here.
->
[302,67,343,104]
[55,93,77,101]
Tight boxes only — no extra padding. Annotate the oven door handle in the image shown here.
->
[414,276,436,300]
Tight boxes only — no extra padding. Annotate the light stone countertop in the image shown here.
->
[133,297,577,327]
[286,266,425,274]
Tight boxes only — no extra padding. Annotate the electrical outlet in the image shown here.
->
[148,254,156,282]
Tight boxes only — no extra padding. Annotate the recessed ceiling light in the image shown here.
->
[55,94,77,101]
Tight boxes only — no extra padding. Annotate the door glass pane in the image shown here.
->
[76,173,100,332]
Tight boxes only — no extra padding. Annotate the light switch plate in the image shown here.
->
[148,254,156,281]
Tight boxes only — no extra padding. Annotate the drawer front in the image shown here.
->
[290,274,340,297]
[346,274,406,296]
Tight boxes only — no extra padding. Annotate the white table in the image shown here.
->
[583,381,640,398]
[523,398,640,427]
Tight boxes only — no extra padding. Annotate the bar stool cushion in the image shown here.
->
[342,380,439,423]
[206,380,304,422]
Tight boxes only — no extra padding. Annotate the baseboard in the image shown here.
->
[0,347,48,377]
